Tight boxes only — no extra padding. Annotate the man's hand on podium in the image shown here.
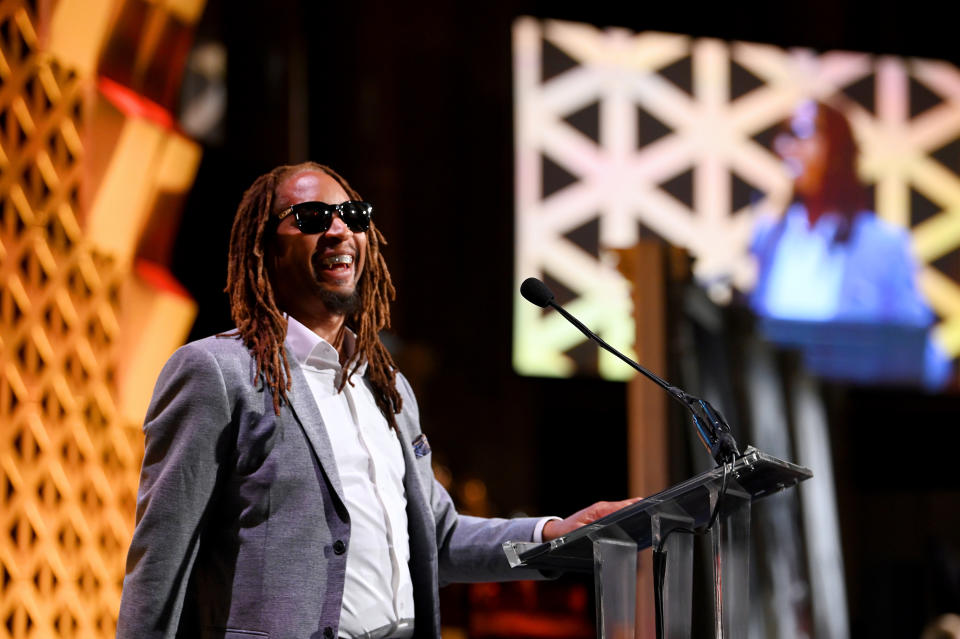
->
[541,498,642,541]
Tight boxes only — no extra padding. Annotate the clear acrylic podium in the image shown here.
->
[503,447,812,639]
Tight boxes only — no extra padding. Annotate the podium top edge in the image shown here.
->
[508,448,810,569]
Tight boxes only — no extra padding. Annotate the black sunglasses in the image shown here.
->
[276,200,373,234]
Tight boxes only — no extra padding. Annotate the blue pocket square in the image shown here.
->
[412,434,431,458]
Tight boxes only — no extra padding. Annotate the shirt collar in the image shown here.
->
[785,202,852,240]
[285,315,366,374]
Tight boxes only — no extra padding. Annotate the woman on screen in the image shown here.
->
[749,99,951,388]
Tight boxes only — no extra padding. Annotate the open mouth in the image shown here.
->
[317,253,354,272]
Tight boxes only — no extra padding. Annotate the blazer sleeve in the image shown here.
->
[394,374,544,586]
[116,344,233,639]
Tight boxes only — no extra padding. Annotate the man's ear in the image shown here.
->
[263,228,281,266]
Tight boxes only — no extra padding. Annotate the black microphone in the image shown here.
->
[520,277,555,308]
[520,277,739,466]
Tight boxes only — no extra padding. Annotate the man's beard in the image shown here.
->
[318,286,360,315]
[311,250,361,315]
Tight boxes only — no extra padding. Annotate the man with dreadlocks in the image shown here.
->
[116,163,634,639]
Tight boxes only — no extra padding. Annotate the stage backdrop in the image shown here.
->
[0,0,202,636]
[513,17,960,380]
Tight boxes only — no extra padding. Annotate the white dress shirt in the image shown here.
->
[285,317,557,638]
[286,317,413,637]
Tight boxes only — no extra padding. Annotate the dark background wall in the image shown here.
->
[169,2,960,635]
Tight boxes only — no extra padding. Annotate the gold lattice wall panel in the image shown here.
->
[513,18,960,379]
[0,0,202,636]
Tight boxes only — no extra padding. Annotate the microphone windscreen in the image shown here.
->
[520,277,555,308]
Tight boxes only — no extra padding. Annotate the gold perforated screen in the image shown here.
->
[1,0,202,636]
[0,4,140,636]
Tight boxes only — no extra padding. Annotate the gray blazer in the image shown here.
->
[116,335,541,639]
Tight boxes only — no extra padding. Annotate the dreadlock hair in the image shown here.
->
[223,162,402,427]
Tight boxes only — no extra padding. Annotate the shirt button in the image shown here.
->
[333,540,346,555]
[324,627,334,639]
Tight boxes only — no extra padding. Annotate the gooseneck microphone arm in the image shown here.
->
[549,297,678,395]
[520,277,740,466]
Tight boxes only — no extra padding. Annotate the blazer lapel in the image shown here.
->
[394,404,442,638]
[283,349,346,505]
[399,435,432,544]
[391,380,434,545]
